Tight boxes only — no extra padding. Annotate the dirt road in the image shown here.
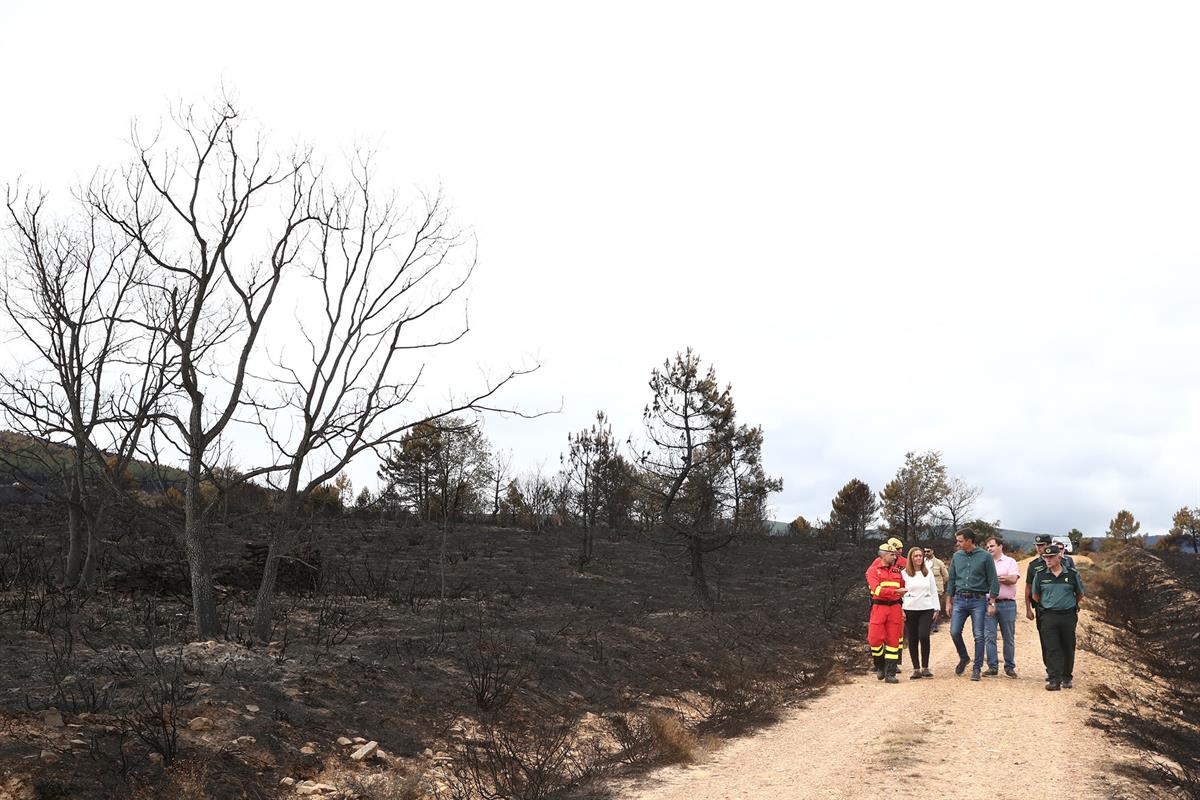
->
[621,557,1140,800]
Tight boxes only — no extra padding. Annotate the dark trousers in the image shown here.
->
[1034,605,1050,674]
[1039,609,1077,682]
[904,609,934,669]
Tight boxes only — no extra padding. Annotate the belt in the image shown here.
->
[955,591,987,598]
[995,599,1015,603]
[871,599,902,606]
[1043,607,1078,613]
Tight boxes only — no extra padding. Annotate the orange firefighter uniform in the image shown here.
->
[866,544,906,682]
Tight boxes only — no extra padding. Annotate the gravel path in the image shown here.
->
[620,557,1141,800]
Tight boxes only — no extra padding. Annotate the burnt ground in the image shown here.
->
[1084,545,1200,798]
[0,506,869,799]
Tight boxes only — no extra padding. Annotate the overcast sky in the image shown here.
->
[2,2,1198,536]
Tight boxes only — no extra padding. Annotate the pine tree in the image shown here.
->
[637,349,779,605]
[828,478,877,543]
[1105,509,1141,542]
[1168,507,1200,553]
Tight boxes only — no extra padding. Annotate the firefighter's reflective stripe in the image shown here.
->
[872,580,901,597]
[883,645,902,661]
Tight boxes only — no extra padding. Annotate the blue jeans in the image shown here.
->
[950,594,988,672]
[984,600,1017,670]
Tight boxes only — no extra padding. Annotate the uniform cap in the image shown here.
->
[878,542,899,554]
[1035,534,1053,545]
[1044,543,1064,555]
[886,537,904,550]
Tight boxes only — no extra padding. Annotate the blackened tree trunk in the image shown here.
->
[63,484,85,588]
[184,451,220,637]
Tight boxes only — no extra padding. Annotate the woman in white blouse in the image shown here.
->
[902,547,940,679]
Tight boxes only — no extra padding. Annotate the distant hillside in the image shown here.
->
[767,521,1055,548]
[1146,534,1200,553]
[0,430,186,490]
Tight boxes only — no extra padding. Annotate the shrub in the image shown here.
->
[438,717,602,800]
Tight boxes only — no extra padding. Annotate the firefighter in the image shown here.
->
[867,542,907,684]
[866,537,909,655]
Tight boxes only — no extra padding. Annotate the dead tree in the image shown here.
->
[0,187,171,587]
[935,476,982,538]
[246,157,531,640]
[490,448,513,523]
[519,463,555,533]
[88,100,319,636]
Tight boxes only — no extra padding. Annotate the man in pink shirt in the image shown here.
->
[983,536,1020,678]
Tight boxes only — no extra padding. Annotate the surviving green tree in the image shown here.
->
[378,417,493,523]
[1106,509,1142,542]
[878,451,949,542]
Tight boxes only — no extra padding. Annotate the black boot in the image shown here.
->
[885,664,900,684]
[874,655,885,680]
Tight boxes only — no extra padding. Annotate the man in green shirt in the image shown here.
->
[1030,544,1085,691]
[946,528,1000,681]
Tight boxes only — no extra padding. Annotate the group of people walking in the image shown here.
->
[865,530,1085,691]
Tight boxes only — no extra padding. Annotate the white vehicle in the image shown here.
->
[1051,535,1073,553]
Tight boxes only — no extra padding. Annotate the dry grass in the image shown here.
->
[646,711,702,764]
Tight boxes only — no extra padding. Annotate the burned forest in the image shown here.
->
[0,99,870,799]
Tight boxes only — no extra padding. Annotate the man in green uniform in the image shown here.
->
[1024,533,1077,678]
[1030,543,1084,691]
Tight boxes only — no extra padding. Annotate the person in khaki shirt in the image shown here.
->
[924,547,950,631]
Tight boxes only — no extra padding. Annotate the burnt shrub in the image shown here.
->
[438,715,603,800]
[462,621,533,713]
[105,645,195,765]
